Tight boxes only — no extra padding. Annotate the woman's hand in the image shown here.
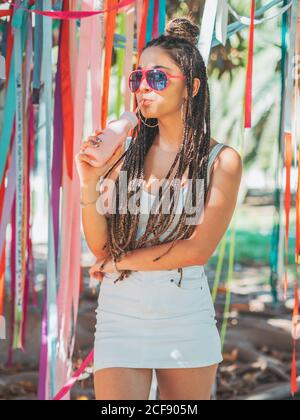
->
[75,131,124,186]
[89,257,116,282]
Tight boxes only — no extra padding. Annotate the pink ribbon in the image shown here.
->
[11,0,135,20]
[53,350,94,400]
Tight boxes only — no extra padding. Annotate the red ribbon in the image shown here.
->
[10,0,135,20]
[60,1,74,179]
[0,10,12,17]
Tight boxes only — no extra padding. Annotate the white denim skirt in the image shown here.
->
[93,265,223,372]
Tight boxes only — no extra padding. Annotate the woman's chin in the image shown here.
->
[142,110,158,119]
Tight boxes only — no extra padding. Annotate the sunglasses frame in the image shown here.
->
[128,67,186,93]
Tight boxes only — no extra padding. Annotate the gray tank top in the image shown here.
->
[124,136,225,186]
[124,137,226,242]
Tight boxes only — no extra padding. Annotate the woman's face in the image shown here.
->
[135,46,188,120]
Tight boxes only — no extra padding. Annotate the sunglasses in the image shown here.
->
[128,67,186,93]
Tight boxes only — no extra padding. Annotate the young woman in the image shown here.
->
[76,17,242,400]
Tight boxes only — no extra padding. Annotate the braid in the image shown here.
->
[99,17,211,284]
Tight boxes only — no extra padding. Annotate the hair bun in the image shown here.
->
[165,17,200,46]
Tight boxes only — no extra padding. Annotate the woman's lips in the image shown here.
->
[141,99,153,106]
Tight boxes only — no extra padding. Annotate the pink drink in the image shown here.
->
[83,111,138,168]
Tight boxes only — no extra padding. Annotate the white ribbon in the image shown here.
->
[199,0,294,65]
[215,0,229,46]
[198,0,219,66]
[226,0,293,26]
[0,55,5,79]
[284,0,298,134]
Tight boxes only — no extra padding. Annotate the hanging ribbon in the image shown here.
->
[290,0,300,397]
[152,0,158,38]
[135,0,143,43]
[292,146,300,395]
[212,0,293,49]
[136,0,148,67]
[53,350,94,401]
[284,0,298,135]
[101,0,119,128]
[269,0,289,305]
[116,12,125,117]
[12,0,28,350]
[158,0,166,36]
[56,0,97,399]
[146,0,154,43]
[21,11,33,350]
[284,132,292,299]
[0,248,5,336]
[37,292,48,400]
[11,0,135,19]
[42,0,58,399]
[32,0,43,104]
[59,0,74,179]
[220,221,236,349]
[0,54,5,79]
[123,3,135,112]
[215,0,229,47]
[283,0,298,299]
[226,0,293,25]
[198,0,219,66]
[0,9,12,18]
[244,0,256,129]
[90,0,105,130]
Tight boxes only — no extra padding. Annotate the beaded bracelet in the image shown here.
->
[112,258,122,274]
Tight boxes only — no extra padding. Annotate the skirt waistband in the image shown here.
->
[103,265,206,284]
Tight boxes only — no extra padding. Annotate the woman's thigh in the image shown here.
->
[155,364,219,400]
[94,367,153,400]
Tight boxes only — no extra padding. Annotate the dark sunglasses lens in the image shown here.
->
[129,71,143,92]
[147,70,167,90]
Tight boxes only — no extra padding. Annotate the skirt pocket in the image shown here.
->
[98,273,143,317]
[152,269,216,318]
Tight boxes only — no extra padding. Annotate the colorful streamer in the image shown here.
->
[10,0,135,19]
[244,0,256,129]
[0,0,298,401]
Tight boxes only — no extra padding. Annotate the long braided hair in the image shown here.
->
[99,17,211,285]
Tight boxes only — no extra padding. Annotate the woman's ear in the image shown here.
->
[192,78,200,98]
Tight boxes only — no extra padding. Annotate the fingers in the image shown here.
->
[80,133,101,151]
[89,265,104,282]
[78,152,91,164]
[90,271,103,282]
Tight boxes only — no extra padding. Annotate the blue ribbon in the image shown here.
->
[42,0,58,399]
[146,0,154,44]
[32,0,43,104]
[158,0,166,36]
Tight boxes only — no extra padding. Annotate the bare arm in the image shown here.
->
[80,142,126,259]
[116,147,243,271]
[81,180,109,259]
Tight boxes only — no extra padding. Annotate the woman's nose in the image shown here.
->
[139,76,151,92]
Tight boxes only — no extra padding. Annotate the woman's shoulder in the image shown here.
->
[209,139,242,176]
[207,139,242,188]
